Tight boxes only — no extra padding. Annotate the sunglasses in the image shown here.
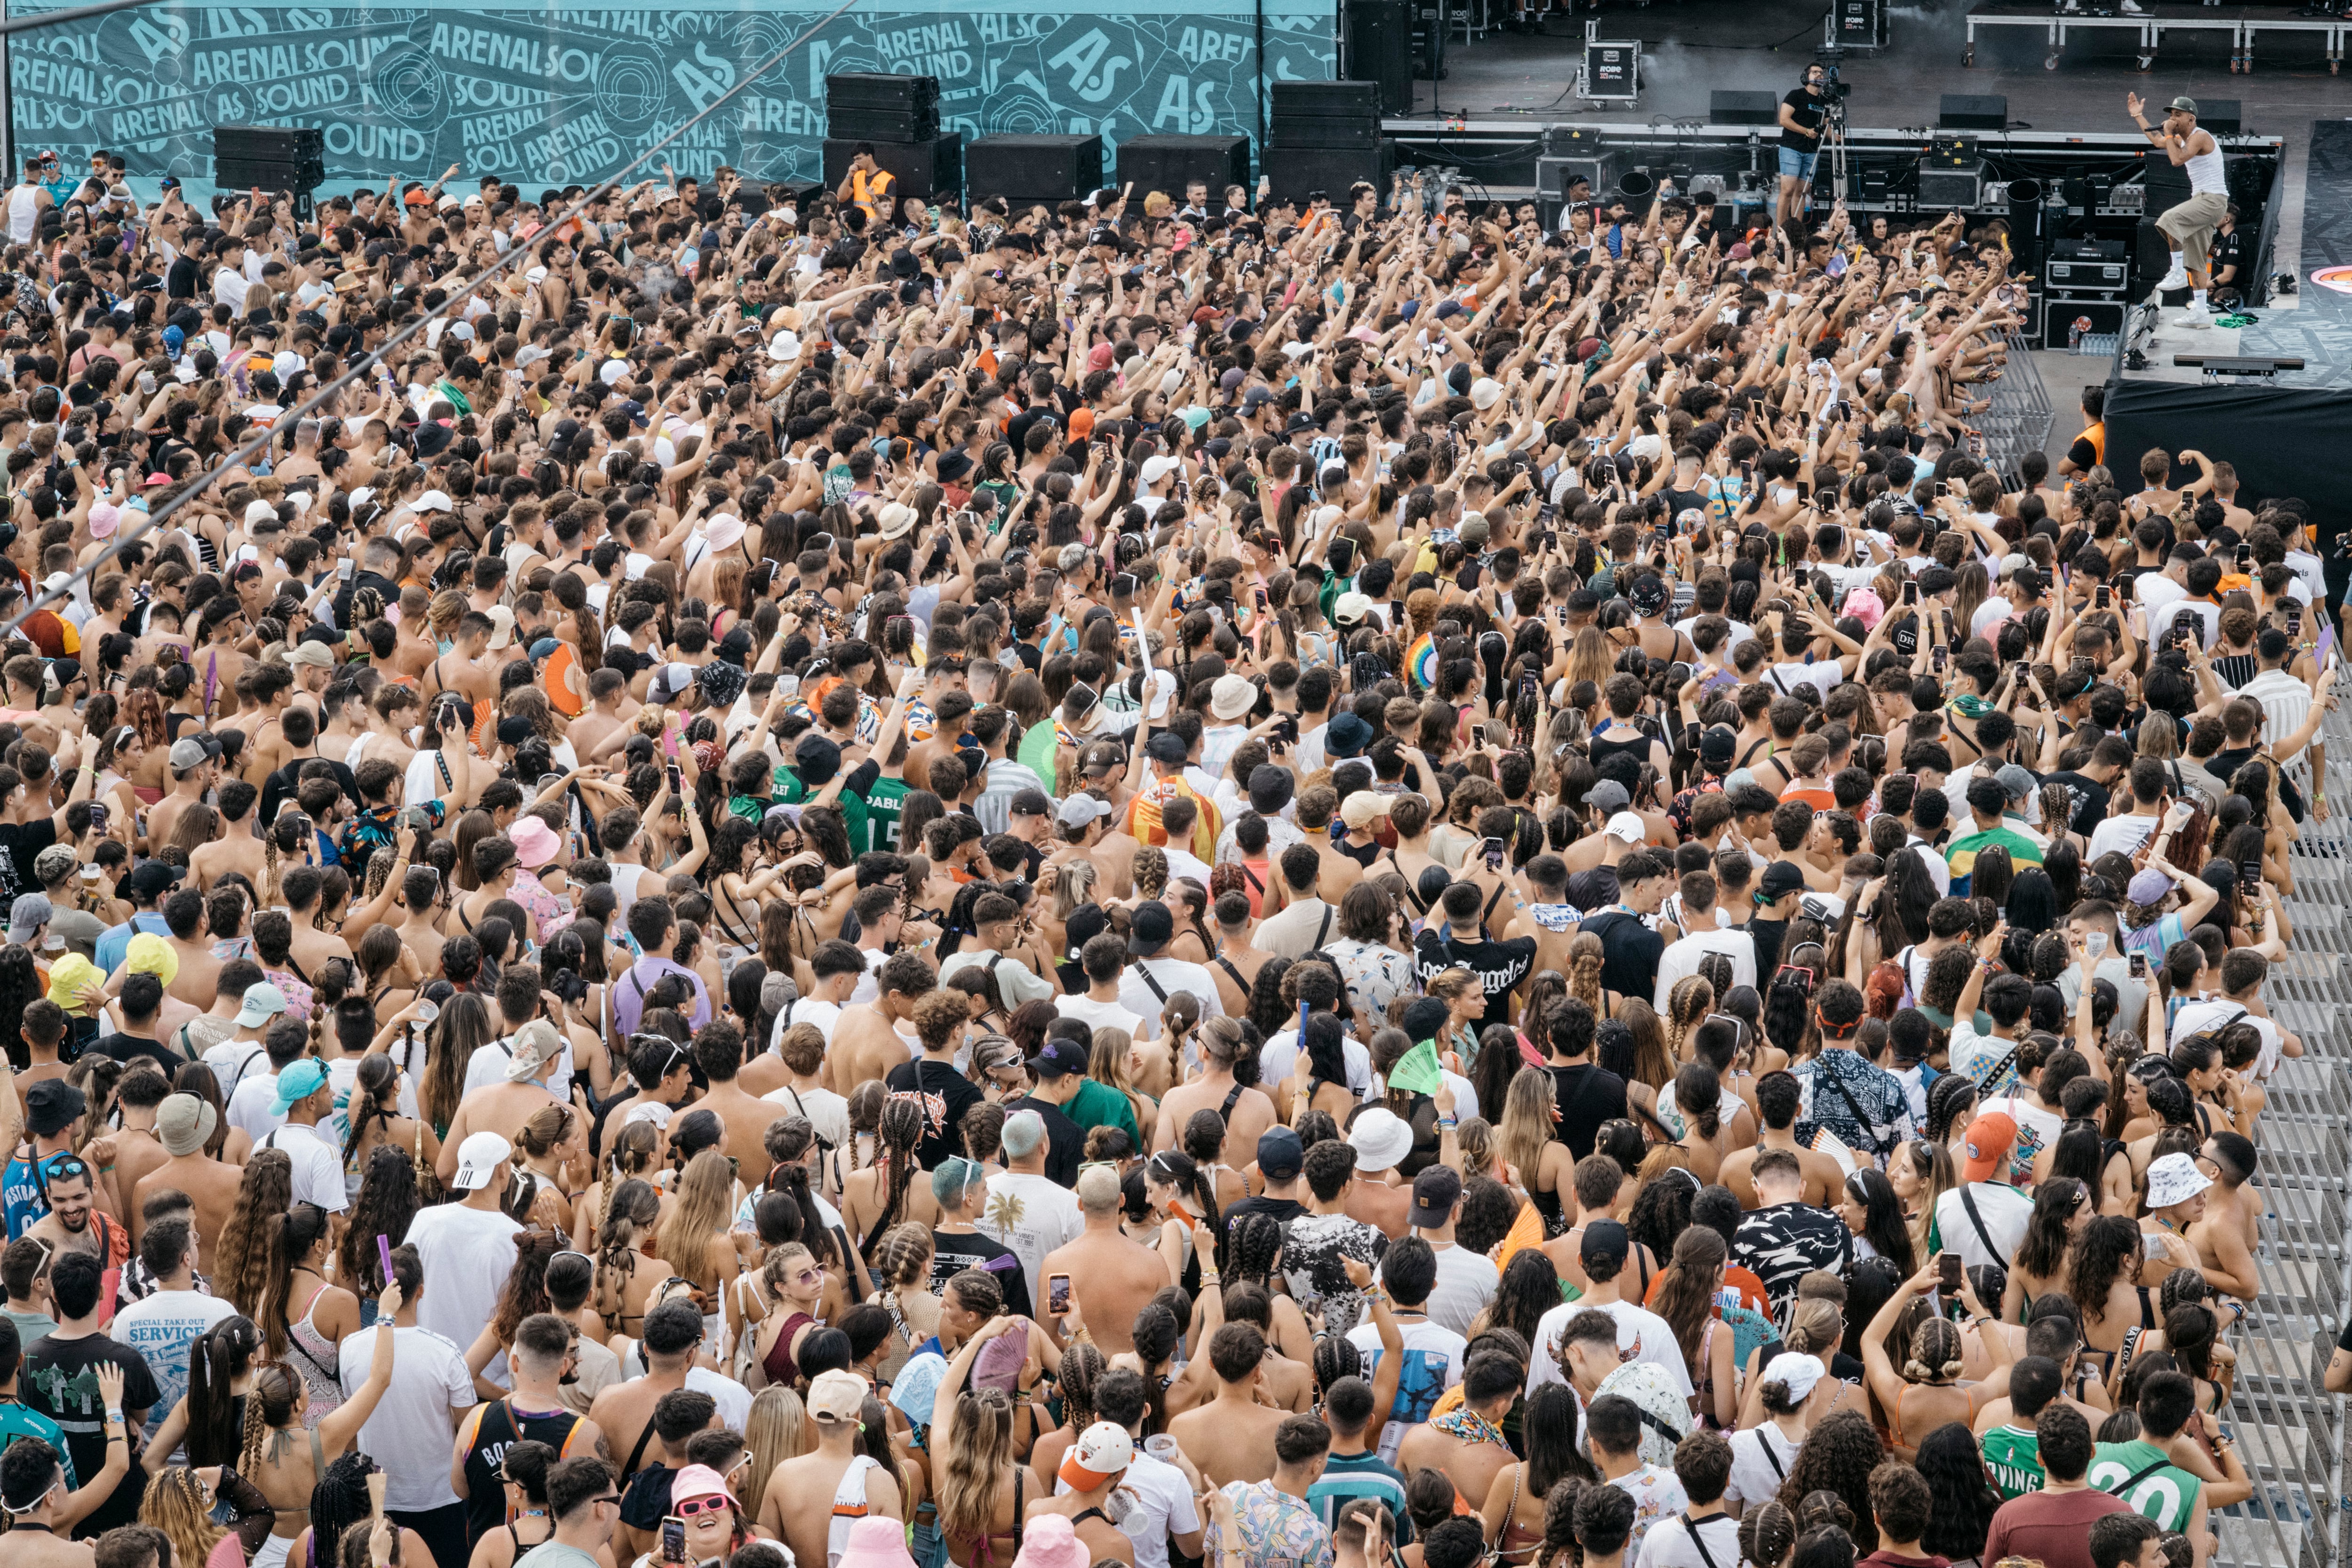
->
[675,1497,731,1519]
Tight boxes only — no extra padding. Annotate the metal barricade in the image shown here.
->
[2208,688,2352,1568]
[1977,328,2055,490]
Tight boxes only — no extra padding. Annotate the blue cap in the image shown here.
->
[527,637,561,661]
[162,325,184,357]
[271,1058,329,1115]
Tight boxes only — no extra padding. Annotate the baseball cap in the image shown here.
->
[808,1369,870,1423]
[1960,1112,2018,1182]
[236,982,289,1028]
[1058,1422,1135,1489]
[270,1058,330,1115]
[168,737,210,771]
[1411,1165,1462,1228]
[1757,862,1809,904]
[1027,1038,1089,1079]
[1057,795,1114,830]
[1257,1127,1304,1182]
[2128,868,2177,905]
[451,1130,513,1191]
[7,894,53,948]
[505,1020,565,1082]
[1603,812,1645,844]
[1580,1218,1631,1263]
[1129,900,1175,955]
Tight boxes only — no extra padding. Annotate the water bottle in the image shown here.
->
[2069,319,2084,350]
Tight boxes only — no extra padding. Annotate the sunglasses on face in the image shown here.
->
[675,1497,730,1519]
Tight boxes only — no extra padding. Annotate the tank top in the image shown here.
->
[458,1399,589,1543]
[286,1284,345,1427]
[5,185,37,245]
[2185,140,2227,195]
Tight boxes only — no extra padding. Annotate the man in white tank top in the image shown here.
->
[2,159,50,247]
[2130,93,2229,329]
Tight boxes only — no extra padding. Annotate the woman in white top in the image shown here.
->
[1724,1353,1817,1514]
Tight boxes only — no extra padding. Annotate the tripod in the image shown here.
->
[1819,98,1851,210]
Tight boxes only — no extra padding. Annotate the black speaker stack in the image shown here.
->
[967,135,1103,211]
[824,74,961,204]
[1345,0,1414,113]
[2043,237,2130,344]
[1115,135,1252,205]
[1264,82,1391,204]
[1709,90,1780,127]
[214,125,324,214]
[1937,93,2007,130]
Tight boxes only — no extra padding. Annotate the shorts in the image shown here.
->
[1778,146,1819,180]
[2157,191,2229,275]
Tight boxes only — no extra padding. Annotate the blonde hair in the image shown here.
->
[938,1387,1016,1549]
[741,1386,808,1524]
[1784,1298,1844,1357]
[1568,932,1606,1014]
[1666,976,1714,1065]
[1496,1070,1557,1191]
[874,1224,933,1290]
[656,1151,737,1285]
[142,1467,227,1568]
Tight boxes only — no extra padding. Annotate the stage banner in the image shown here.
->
[4,0,1336,189]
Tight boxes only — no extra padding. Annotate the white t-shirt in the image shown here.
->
[762,1082,851,1153]
[113,1289,235,1436]
[1612,1465,1692,1566]
[1345,1317,1467,1464]
[1652,928,1758,1012]
[1058,1451,1200,1568]
[770,995,843,1048]
[1724,1425,1802,1507]
[258,1121,349,1212]
[1422,1241,1501,1339]
[1634,1499,1733,1568]
[201,1037,273,1100]
[1119,958,1227,1037]
[1526,1299,1694,1400]
[1057,993,1148,1041]
[462,1037,576,1103]
[1933,1181,2034,1271]
[1765,662,1841,703]
[225,1071,284,1142]
[2169,996,2277,1072]
[2086,811,2161,861]
[337,1323,477,1511]
[406,1202,523,1351]
[1258,1029,1374,1099]
[977,1172,1084,1316]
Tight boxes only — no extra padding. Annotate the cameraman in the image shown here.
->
[1778,63,1831,231]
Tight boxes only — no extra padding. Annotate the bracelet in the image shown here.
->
[104,1409,122,1424]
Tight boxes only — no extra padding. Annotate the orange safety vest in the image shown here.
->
[849,165,896,218]
[2081,419,2106,468]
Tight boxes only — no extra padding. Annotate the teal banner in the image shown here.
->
[3,0,1335,191]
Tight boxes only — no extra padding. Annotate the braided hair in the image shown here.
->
[186,1315,262,1467]
[217,1151,294,1318]
[1144,1149,1221,1266]
[340,1053,402,1170]
[594,1179,660,1323]
[862,1096,927,1257]
[238,1362,304,1475]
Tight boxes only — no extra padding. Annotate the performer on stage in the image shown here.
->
[2131,92,2229,329]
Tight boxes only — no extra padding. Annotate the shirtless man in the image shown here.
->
[1396,1350,1521,1506]
[1166,1322,1287,1487]
[187,779,267,891]
[827,949,929,1097]
[438,1023,566,1185]
[2190,1133,2261,1300]
[1508,853,1584,980]
[1716,1071,1844,1209]
[157,888,225,1012]
[103,1067,171,1218]
[756,1369,903,1566]
[583,1299,711,1481]
[1150,1021,1275,1166]
[687,1023,782,1170]
[131,1094,245,1251]
[278,868,356,979]
[146,737,219,853]
[1043,794,1137,903]
[24,1159,122,1271]
[393,865,451,983]
[1203,892,1272,1019]
[1038,1166,1171,1356]
[567,669,633,767]
[235,664,298,787]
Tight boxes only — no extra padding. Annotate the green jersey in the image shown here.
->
[1980,1425,2043,1501]
[2089,1439,2202,1531]
[865,776,911,855]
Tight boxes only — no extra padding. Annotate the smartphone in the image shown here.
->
[338,558,354,581]
[1483,836,1505,872]
[1932,647,1949,674]
[666,761,683,800]
[660,1519,687,1566]
[89,802,107,832]
[2241,859,2261,890]
[2130,952,2149,980]
[2096,583,2111,610]
[1937,1251,1962,1293]
[2237,544,2253,571]
[1932,481,1947,499]
[1901,580,1918,606]
[2288,605,2304,635]
[1276,714,1298,744]
[1047,1273,1073,1316]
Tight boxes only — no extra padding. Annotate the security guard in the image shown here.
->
[837,143,897,221]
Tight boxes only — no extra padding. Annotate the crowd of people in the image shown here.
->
[0,135,2326,1568]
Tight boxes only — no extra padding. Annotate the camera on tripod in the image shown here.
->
[1812,48,1855,98]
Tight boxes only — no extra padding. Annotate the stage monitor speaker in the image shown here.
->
[215,158,322,194]
[1536,156,1606,204]
[2143,149,2190,203]
[2196,98,2241,134]
[827,106,940,142]
[2134,216,2173,286]
[1345,0,1414,113]
[822,134,962,203]
[1115,135,1251,202]
[1860,167,1889,204]
[1710,89,1780,126]
[2043,294,2129,342]
[826,73,942,142]
[1919,162,1984,208]
[966,135,1103,207]
[1265,142,1394,204]
[1938,94,2007,131]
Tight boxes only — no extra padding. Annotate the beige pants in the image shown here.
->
[2157,191,2229,278]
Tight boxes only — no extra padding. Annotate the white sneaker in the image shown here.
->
[2177,304,2212,328]
[2158,265,2189,291]
[2121,1,2149,14]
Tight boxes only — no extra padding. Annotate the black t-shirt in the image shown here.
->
[0,819,58,904]
[1581,909,1665,1005]
[1004,1095,1085,1188]
[260,754,362,829]
[1781,88,1826,152]
[1548,1062,1629,1163]
[24,1330,159,1535]
[93,1033,185,1077]
[2210,745,2303,821]
[885,1057,985,1173]
[1222,1194,1309,1248]
[2213,226,2248,284]
[1750,916,1792,978]
[929,1226,1033,1318]
[1412,929,1539,1030]
[2041,770,2114,837]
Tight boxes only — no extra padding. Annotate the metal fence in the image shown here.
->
[2206,697,2351,1568]
[1981,329,2056,490]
